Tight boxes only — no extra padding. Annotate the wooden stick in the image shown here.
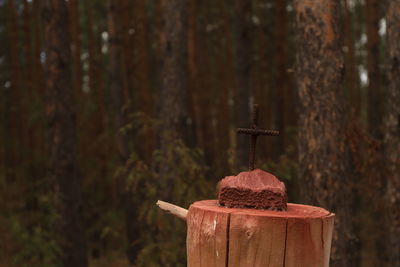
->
[156,200,188,221]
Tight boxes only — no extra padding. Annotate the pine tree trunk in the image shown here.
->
[23,0,34,93]
[235,0,252,169]
[199,5,215,167]
[68,0,82,95]
[156,2,190,263]
[5,0,22,183]
[187,0,201,150]
[32,0,46,176]
[32,0,45,97]
[384,1,400,265]
[42,0,87,266]
[274,0,288,156]
[215,0,233,175]
[343,0,360,116]
[159,0,190,146]
[365,0,382,137]
[133,0,154,164]
[294,0,357,266]
[107,0,141,263]
[108,0,130,163]
[86,0,105,133]
[118,0,131,99]
[254,0,273,162]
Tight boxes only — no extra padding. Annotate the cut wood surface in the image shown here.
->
[186,200,334,267]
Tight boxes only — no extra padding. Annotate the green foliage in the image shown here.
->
[8,194,60,267]
[122,138,214,266]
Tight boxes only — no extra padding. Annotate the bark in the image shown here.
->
[365,0,382,137]
[235,0,252,169]
[294,0,357,266]
[156,2,191,263]
[159,0,190,145]
[384,1,400,265]
[42,0,87,266]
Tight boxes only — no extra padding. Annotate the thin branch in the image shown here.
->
[156,200,188,221]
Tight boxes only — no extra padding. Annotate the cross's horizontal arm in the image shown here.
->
[237,128,280,136]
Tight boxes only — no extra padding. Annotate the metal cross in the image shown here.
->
[237,104,279,170]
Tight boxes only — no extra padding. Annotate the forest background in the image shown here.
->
[0,0,399,266]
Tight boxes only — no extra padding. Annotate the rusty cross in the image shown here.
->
[237,104,279,170]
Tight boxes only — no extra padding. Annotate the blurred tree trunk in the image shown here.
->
[255,0,274,162]
[32,0,46,178]
[33,0,45,96]
[68,0,82,95]
[133,0,154,164]
[235,0,252,169]
[5,0,22,183]
[365,0,382,137]
[85,0,109,259]
[215,0,233,175]
[119,0,131,97]
[22,0,41,209]
[187,0,200,147]
[157,2,190,263]
[108,0,130,164]
[343,0,360,116]
[22,0,33,137]
[274,0,288,156]
[42,0,87,266]
[86,0,105,131]
[384,1,400,265]
[294,0,358,266]
[159,0,190,147]
[107,0,140,264]
[198,1,215,166]
[23,0,34,94]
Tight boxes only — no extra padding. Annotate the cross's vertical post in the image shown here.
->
[237,104,279,170]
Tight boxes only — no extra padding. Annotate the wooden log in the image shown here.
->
[186,200,334,267]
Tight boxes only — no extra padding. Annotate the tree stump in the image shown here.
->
[186,200,334,267]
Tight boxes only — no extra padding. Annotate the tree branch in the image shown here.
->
[156,200,188,221]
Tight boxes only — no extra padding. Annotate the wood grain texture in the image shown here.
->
[186,200,334,267]
[285,217,324,267]
[229,213,286,266]
[187,203,230,267]
[322,215,335,267]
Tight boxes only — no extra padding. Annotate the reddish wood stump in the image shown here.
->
[187,200,334,267]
